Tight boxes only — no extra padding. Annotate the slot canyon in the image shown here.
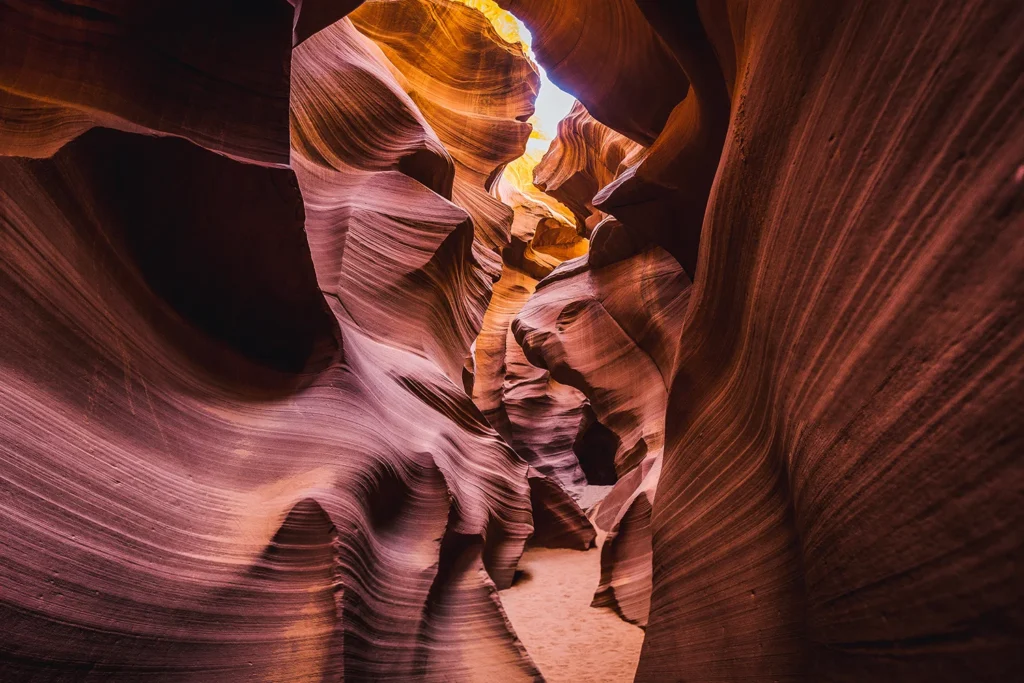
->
[0,0,1021,680]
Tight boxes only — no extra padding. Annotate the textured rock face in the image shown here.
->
[476,55,696,620]
[513,247,691,626]
[352,0,539,266]
[0,1,593,679]
[533,102,646,236]
[516,249,691,479]
[0,0,295,164]
[3,0,1022,680]
[513,0,1024,680]
[589,455,661,626]
[459,81,600,496]
[645,3,1024,680]
[470,264,591,494]
[594,1,732,279]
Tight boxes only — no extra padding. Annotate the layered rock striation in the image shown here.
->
[513,0,1024,680]
[2,0,1022,681]
[513,245,691,627]
[468,153,592,495]
[533,102,646,237]
[0,1,593,680]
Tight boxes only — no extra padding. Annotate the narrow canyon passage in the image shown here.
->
[1,1,1021,682]
[500,546,645,683]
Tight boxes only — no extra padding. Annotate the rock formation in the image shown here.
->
[0,1,592,679]
[514,245,691,626]
[495,0,689,146]
[467,150,592,495]
[511,0,1024,680]
[351,0,539,266]
[533,102,646,236]
[486,83,691,629]
[2,0,1022,681]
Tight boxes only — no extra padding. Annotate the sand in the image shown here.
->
[500,546,645,682]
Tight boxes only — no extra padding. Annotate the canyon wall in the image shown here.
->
[468,167,592,493]
[0,1,592,679]
[507,0,1024,680]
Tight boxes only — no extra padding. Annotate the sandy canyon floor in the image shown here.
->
[501,547,645,682]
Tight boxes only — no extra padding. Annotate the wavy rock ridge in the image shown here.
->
[506,0,1024,681]
[0,1,592,679]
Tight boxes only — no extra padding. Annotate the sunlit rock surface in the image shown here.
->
[352,0,539,263]
[470,264,592,495]
[491,80,690,630]
[468,147,595,497]
[534,102,645,236]
[516,249,690,479]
